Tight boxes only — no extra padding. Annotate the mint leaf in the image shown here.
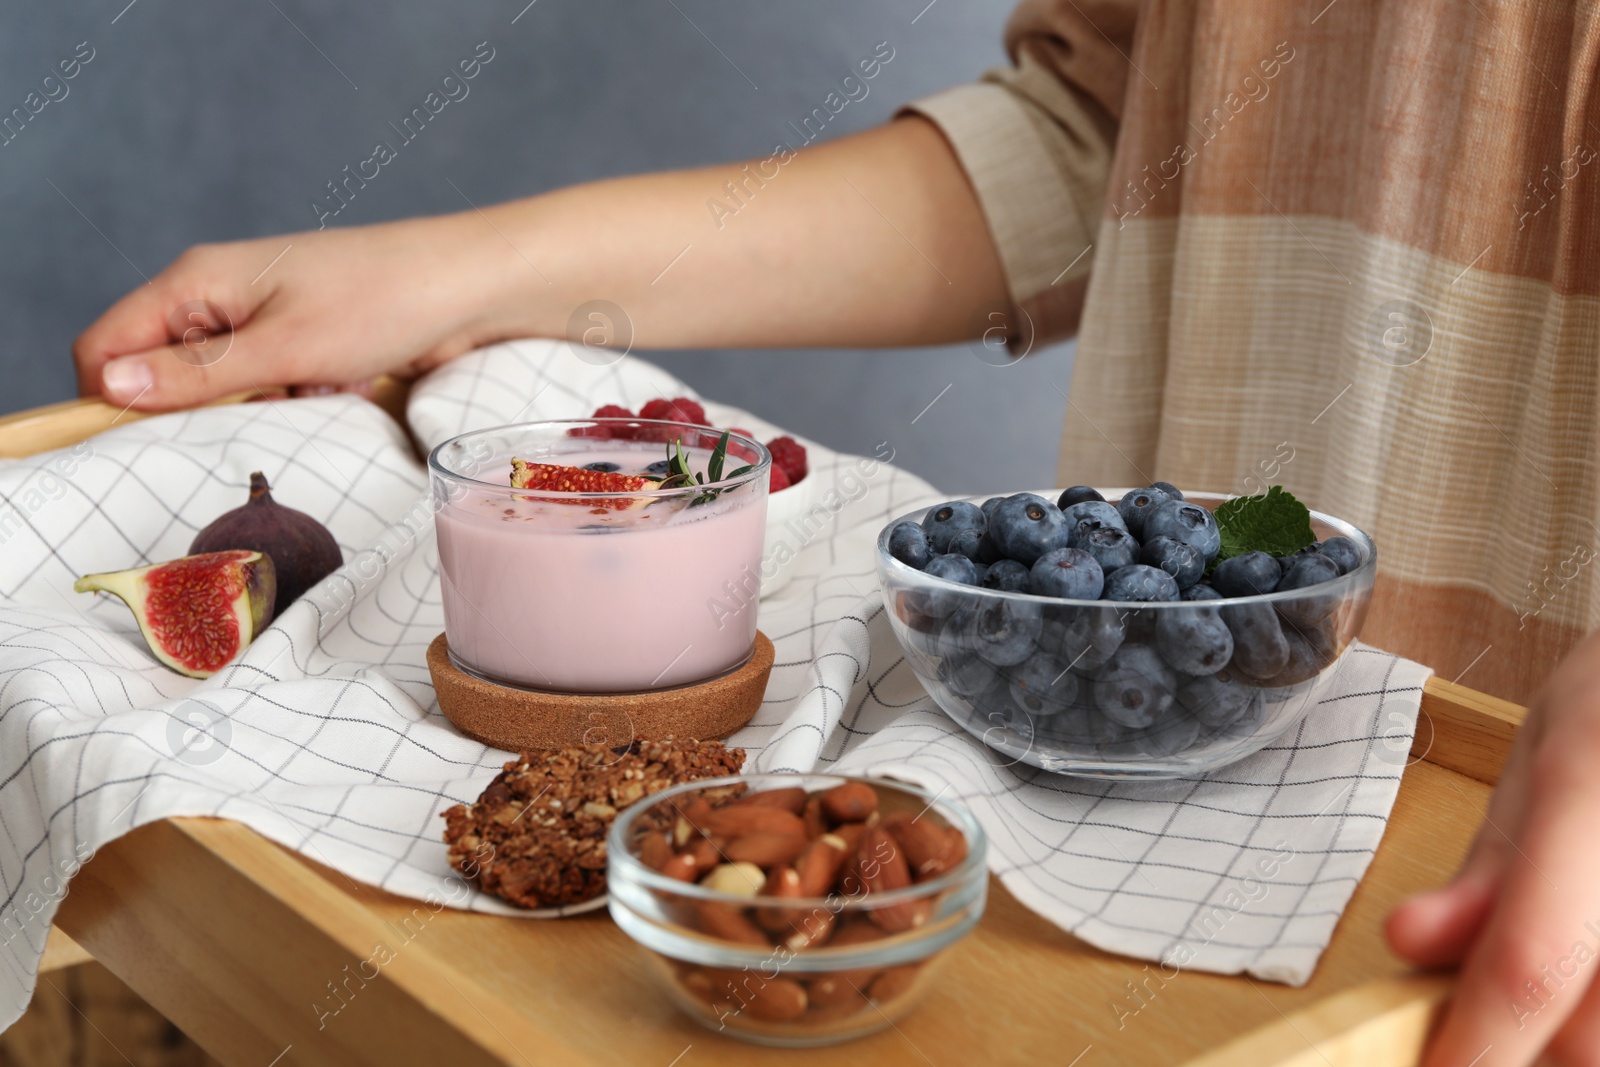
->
[1214,486,1315,560]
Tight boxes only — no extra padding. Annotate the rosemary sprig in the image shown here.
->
[655,430,755,506]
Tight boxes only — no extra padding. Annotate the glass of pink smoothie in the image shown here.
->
[428,419,770,694]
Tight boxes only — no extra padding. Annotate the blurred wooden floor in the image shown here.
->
[2,961,218,1067]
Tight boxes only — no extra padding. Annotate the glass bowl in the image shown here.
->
[428,419,769,693]
[876,492,1376,779]
[606,773,988,1047]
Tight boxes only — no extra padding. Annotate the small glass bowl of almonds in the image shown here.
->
[606,773,987,1047]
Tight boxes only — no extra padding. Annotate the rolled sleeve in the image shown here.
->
[900,0,1134,346]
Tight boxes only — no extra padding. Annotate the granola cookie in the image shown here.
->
[442,737,744,909]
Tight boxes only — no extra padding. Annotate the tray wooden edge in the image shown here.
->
[1177,972,1454,1067]
[1416,676,1525,785]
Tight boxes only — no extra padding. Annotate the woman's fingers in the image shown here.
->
[73,244,263,401]
[1387,710,1540,967]
[1421,732,1600,1066]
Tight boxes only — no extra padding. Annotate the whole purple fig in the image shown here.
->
[190,472,342,615]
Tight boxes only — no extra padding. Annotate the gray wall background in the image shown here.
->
[2,0,1075,494]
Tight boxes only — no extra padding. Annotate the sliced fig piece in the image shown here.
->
[509,459,661,511]
[190,472,342,615]
[74,550,276,678]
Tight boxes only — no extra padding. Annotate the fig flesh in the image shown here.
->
[190,472,342,615]
[75,550,276,678]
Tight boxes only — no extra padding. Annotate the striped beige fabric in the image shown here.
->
[910,0,1600,703]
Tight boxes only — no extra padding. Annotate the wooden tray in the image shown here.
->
[1,391,1519,1067]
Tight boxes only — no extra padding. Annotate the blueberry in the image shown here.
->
[1102,564,1180,603]
[971,563,991,586]
[922,501,987,554]
[1140,536,1205,589]
[967,598,1043,666]
[1116,486,1171,539]
[933,603,979,655]
[1212,551,1281,598]
[1008,653,1078,715]
[973,530,1005,565]
[990,494,1072,565]
[1275,553,1342,627]
[1154,605,1235,674]
[1221,602,1291,679]
[1276,553,1340,592]
[1181,582,1222,602]
[980,496,1006,522]
[1043,606,1124,673]
[1318,536,1362,575]
[921,553,980,617]
[1142,500,1221,561]
[1136,711,1204,758]
[982,559,1032,593]
[1082,526,1140,575]
[888,522,932,570]
[1091,644,1177,728]
[1262,623,1338,688]
[1057,486,1105,509]
[583,461,622,473]
[1176,670,1255,728]
[1149,481,1184,501]
[1029,548,1105,600]
[937,651,1004,699]
[1276,544,1320,577]
[949,527,985,562]
[644,460,673,478]
[1062,500,1127,541]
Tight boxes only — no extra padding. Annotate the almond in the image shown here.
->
[806,972,875,1009]
[803,991,871,1024]
[796,834,850,897]
[638,831,674,872]
[741,975,808,1022]
[700,861,766,896]
[730,786,808,815]
[856,827,931,933]
[867,963,922,1004]
[884,814,963,879]
[659,853,699,882]
[725,832,808,868]
[755,866,805,934]
[686,836,722,873]
[700,806,807,840]
[781,909,835,951]
[818,781,877,823]
[697,902,771,947]
[802,795,829,838]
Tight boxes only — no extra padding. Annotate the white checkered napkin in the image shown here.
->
[0,339,1430,1029]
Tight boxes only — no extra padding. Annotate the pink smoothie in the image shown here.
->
[434,446,767,693]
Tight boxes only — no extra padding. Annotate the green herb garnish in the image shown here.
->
[1214,485,1316,561]
[656,431,755,506]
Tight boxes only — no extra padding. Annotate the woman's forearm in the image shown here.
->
[469,116,1009,349]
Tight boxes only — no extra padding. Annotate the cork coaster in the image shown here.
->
[427,631,775,751]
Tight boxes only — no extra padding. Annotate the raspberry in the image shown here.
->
[592,404,634,419]
[640,397,709,425]
[766,436,808,484]
[768,464,792,492]
[567,424,611,438]
[588,403,635,439]
[725,428,759,463]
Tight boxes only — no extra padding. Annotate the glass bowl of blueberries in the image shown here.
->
[875,484,1376,779]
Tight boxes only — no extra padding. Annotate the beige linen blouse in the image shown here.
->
[908,0,1600,704]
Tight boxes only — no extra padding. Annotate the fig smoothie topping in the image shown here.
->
[509,459,661,511]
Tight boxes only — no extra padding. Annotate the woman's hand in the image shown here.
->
[72,213,517,411]
[72,119,1009,413]
[1387,629,1600,1065]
